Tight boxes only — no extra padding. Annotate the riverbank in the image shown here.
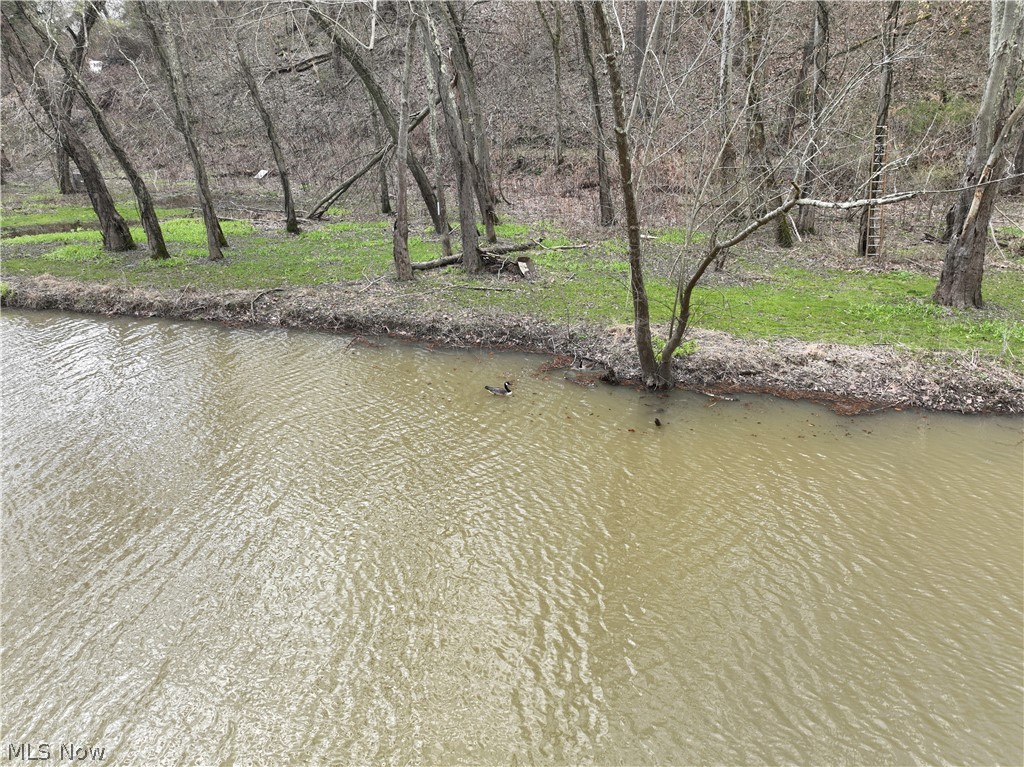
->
[4,274,1022,415]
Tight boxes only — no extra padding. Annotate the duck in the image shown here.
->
[485,381,513,396]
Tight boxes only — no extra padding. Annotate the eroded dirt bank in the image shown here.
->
[3,275,1022,415]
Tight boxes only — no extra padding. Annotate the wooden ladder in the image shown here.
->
[865,125,887,260]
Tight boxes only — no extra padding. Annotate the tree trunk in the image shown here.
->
[796,0,831,235]
[443,1,498,241]
[0,148,11,184]
[778,4,816,151]
[15,2,168,257]
[716,0,739,199]
[424,10,481,273]
[311,8,444,235]
[1005,128,1024,195]
[1,4,133,252]
[66,129,135,251]
[739,0,793,248]
[857,0,900,259]
[393,21,416,282]
[536,2,564,168]
[369,102,392,214]
[234,38,299,234]
[55,2,103,194]
[138,0,225,260]
[574,1,614,226]
[422,35,453,261]
[593,0,660,387]
[308,105,432,220]
[632,0,649,120]
[935,1,1024,307]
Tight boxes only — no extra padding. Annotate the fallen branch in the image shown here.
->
[797,191,918,210]
[308,146,394,219]
[412,253,462,270]
[411,241,536,271]
[249,287,283,319]
[307,104,433,219]
[269,52,331,76]
[533,238,588,251]
[482,241,536,256]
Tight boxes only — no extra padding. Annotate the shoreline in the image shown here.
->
[3,274,1022,415]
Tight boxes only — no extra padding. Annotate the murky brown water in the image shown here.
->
[2,310,1022,765]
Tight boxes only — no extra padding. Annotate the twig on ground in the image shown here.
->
[249,287,284,320]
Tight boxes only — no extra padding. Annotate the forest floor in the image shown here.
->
[2,180,1023,415]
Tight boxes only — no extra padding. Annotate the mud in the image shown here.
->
[2,275,1022,415]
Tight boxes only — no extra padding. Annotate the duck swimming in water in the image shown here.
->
[485,381,513,396]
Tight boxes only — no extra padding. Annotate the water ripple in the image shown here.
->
[2,311,1021,766]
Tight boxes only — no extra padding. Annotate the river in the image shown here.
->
[2,310,1021,765]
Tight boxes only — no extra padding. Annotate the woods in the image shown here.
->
[2,0,1022,388]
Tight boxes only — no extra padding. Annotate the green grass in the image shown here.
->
[0,202,192,232]
[655,227,708,246]
[2,191,1022,363]
[897,95,977,138]
[689,267,1024,358]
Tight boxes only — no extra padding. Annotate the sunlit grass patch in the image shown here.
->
[655,227,708,246]
[689,267,1024,360]
[160,218,256,244]
[46,244,114,264]
[0,201,192,233]
[4,229,106,245]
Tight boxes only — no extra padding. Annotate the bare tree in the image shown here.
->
[222,3,300,235]
[536,1,564,168]
[739,0,794,247]
[593,0,659,384]
[421,28,453,261]
[716,0,739,197]
[137,0,226,260]
[443,1,498,241]
[1,3,133,252]
[423,6,481,272]
[393,18,416,282]
[935,0,1024,308]
[14,1,168,257]
[632,0,649,120]
[368,98,392,215]
[309,4,444,234]
[55,1,104,194]
[795,1,831,236]
[574,0,614,225]
[857,0,900,259]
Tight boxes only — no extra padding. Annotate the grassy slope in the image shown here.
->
[2,189,1022,365]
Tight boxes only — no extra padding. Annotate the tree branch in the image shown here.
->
[797,190,918,209]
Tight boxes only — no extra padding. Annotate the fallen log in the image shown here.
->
[307,104,433,219]
[411,241,539,272]
[411,253,462,270]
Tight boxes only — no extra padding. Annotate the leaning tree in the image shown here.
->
[934,0,1024,308]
